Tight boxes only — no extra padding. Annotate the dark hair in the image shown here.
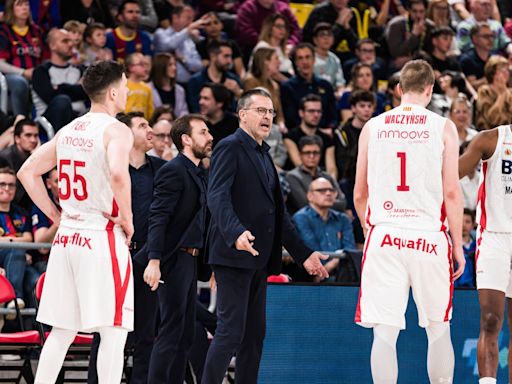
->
[171,114,208,152]
[408,0,427,9]
[171,5,192,17]
[82,61,125,102]
[250,47,276,79]
[349,90,376,106]
[0,167,15,177]
[441,70,466,93]
[150,53,176,90]
[84,22,106,40]
[116,112,144,128]
[290,42,315,63]
[313,22,333,37]
[14,118,37,137]
[207,40,232,58]
[149,106,175,126]
[298,135,323,152]
[201,83,232,110]
[258,14,289,52]
[470,22,491,39]
[463,208,475,223]
[299,94,322,110]
[431,26,455,39]
[356,38,375,50]
[237,88,272,113]
[118,0,139,15]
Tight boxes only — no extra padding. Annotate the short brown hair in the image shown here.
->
[4,0,32,26]
[484,55,508,83]
[171,114,208,153]
[399,59,435,94]
[0,167,16,177]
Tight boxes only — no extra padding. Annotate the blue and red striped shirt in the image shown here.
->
[0,23,47,69]
[105,27,153,63]
[0,205,30,238]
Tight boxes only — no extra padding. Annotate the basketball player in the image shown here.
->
[459,125,512,384]
[353,59,464,384]
[17,60,134,384]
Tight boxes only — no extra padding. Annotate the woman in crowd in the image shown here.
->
[249,14,294,82]
[149,52,189,118]
[450,95,477,146]
[0,0,47,116]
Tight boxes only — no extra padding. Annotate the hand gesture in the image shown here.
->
[224,78,241,95]
[143,259,161,291]
[102,212,133,245]
[451,246,466,281]
[412,19,426,36]
[337,8,353,29]
[235,230,259,256]
[303,251,329,279]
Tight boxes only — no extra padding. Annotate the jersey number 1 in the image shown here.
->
[396,152,410,192]
[59,159,88,201]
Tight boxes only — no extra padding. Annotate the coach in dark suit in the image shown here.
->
[202,89,329,384]
[141,114,213,384]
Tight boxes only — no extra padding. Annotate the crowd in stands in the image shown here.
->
[0,0,509,325]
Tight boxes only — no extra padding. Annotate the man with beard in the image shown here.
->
[142,114,213,384]
[32,28,89,130]
[187,40,243,113]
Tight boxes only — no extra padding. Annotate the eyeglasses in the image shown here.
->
[244,107,277,117]
[312,188,335,194]
[478,33,495,39]
[301,150,321,156]
[359,48,375,54]
[316,31,333,37]
[154,133,171,140]
[0,182,16,190]
[304,109,322,114]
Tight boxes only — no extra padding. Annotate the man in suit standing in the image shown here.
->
[142,114,213,384]
[203,89,329,384]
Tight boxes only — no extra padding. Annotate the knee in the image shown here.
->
[50,94,72,108]
[5,74,29,91]
[7,249,27,263]
[481,312,503,334]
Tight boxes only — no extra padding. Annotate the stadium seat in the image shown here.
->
[0,274,41,383]
[289,3,315,28]
[267,274,290,283]
[0,73,8,115]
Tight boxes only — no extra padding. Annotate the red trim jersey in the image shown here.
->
[0,23,46,69]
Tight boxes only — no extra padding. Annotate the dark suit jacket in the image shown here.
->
[206,128,311,275]
[134,153,208,272]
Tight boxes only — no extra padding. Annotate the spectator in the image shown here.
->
[105,0,153,62]
[249,14,294,82]
[0,167,37,311]
[455,208,476,287]
[148,118,174,160]
[337,62,387,122]
[149,105,174,126]
[243,47,286,133]
[83,22,113,66]
[383,71,401,111]
[302,0,358,63]
[31,167,59,273]
[187,40,242,113]
[283,94,337,178]
[148,53,188,118]
[0,0,47,116]
[475,55,512,130]
[312,23,346,99]
[286,135,345,214]
[427,0,455,30]
[198,83,238,148]
[281,43,337,131]
[456,0,512,56]
[460,22,496,90]
[428,27,461,77]
[196,12,245,79]
[29,0,60,32]
[60,0,114,28]
[292,177,354,282]
[234,0,301,58]
[343,38,389,86]
[153,5,204,84]
[153,0,184,29]
[0,118,38,210]
[125,52,154,119]
[450,95,477,146]
[429,70,468,117]
[63,20,86,66]
[32,28,88,131]
[106,0,157,30]
[385,0,436,70]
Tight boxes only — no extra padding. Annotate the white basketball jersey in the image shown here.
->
[56,112,119,230]
[366,103,447,231]
[476,125,512,232]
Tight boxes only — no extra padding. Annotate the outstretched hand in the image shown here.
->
[303,252,329,280]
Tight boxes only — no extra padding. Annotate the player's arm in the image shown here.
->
[353,121,370,235]
[105,122,134,241]
[459,129,497,178]
[17,136,61,224]
[442,120,465,279]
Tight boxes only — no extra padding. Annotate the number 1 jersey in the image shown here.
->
[56,112,119,230]
[365,103,447,231]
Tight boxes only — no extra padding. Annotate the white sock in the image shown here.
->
[371,324,401,384]
[34,327,77,384]
[97,327,128,384]
[478,378,496,384]
[426,322,454,384]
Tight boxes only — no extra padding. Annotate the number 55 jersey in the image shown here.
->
[366,104,447,232]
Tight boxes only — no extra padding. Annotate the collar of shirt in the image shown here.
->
[177,152,205,174]
[238,128,271,153]
[298,165,320,177]
[305,205,339,223]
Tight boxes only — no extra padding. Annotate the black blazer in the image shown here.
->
[134,153,207,270]
[206,128,311,275]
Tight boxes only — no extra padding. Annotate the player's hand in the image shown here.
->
[303,252,329,279]
[235,230,259,256]
[144,259,161,291]
[102,212,133,245]
[452,246,466,281]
